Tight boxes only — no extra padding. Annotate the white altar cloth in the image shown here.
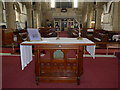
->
[112,35,120,41]
[20,38,96,70]
[20,45,32,70]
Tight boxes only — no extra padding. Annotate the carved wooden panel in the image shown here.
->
[34,44,84,85]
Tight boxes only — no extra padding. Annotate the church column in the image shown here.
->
[33,9,37,28]
[33,2,41,28]
[38,3,42,27]
[87,9,91,28]
[40,2,48,27]
[81,2,89,28]
[0,2,2,23]
[0,0,2,48]
[37,10,42,27]
[95,2,103,29]
[112,2,119,31]
[26,3,32,28]
[86,3,93,28]
[36,7,42,28]
[119,2,120,31]
[5,2,16,30]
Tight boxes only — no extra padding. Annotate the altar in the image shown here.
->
[20,37,95,85]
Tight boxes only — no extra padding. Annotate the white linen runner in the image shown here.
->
[86,45,96,59]
[20,45,32,70]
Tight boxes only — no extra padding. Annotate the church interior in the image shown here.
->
[1,1,120,88]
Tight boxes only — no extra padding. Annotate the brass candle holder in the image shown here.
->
[56,31,61,40]
[77,27,82,40]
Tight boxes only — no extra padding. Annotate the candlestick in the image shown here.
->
[75,19,82,40]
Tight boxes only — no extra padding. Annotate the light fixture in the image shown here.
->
[61,8,67,12]
[51,0,55,8]
[91,21,95,23]
[74,0,78,8]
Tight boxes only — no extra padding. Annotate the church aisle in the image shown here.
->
[2,56,118,88]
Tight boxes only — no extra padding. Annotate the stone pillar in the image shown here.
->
[37,10,42,28]
[95,3,103,29]
[89,10,94,28]
[38,3,42,27]
[33,2,42,28]
[40,2,48,27]
[33,9,37,28]
[5,2,16,30]
[86,3,93,28]
[119,2,120,31]
[82,2,88,28]
[112,2,119,31]
[0,0,2,47]
[87,10,91,28]
[0,2,2,23]
[26,3,33,28]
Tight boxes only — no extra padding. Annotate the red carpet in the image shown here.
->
[59,31,69,37]
[2,56,118,88]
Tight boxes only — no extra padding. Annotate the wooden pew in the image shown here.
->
[87,29,108,48]
[39,27,57,37]
[1,28,14,47]
[67,28,87,38]
[13,29,28,44]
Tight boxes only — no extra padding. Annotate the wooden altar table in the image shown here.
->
[20,38,95,85]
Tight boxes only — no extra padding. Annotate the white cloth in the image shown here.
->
[112,35,120,41]
[20,45,32,70]
[20,38,96,70]
[21,38,95,44]
[86,45,96,59]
